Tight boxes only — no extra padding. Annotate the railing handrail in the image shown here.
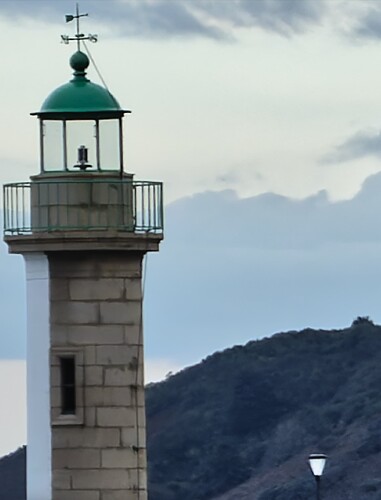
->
[3,179,164,235]
[4,179,163,187]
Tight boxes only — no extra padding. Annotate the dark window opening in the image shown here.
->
[60,356,76,415]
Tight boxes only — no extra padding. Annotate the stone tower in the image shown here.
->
[3,12,163,500]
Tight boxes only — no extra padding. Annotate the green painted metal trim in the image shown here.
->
[32,110,130,120]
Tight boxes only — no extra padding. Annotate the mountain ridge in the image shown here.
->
[1,318,381,499]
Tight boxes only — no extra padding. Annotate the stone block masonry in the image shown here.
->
[49,251,147,500]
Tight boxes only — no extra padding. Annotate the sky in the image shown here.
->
[3,0,381,455]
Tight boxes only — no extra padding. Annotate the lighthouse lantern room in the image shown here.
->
[34,48,127,174]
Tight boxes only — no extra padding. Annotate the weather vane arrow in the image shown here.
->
[61,3,98,50]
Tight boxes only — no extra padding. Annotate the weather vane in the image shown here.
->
[61,3,98,50]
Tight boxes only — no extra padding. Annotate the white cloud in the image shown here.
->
[0,360,26,457]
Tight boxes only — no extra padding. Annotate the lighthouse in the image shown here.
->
[3,8,163,500]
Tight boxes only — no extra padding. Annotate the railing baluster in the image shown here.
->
[160,183,163,230]
[66,180,69,228]
[133,184,137,231]
[88,180,92,229]
[149,183,152,231]
[11,185,13,233]
[153,183,156,230]
[4,186,8,233]
[56,182,60,228]
[22,184,25,232]
[143,183,146,230]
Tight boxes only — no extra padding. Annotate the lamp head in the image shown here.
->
[308,453,327,477]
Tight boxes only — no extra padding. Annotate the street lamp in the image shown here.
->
[308,453,327,500]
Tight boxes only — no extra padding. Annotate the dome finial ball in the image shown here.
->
[70,51,90,73]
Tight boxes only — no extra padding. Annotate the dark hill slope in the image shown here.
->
[2,320,381,499]
[0,447,26,500]
[146,319,381,499]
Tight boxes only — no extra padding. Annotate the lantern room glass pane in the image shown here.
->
[99,119,121,171]
[66,121,96,171]
[43,120,64,171]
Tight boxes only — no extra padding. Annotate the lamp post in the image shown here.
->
[308,454,327,500]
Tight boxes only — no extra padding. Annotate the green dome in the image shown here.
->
[32,51,128,119]
[40,79,122,116]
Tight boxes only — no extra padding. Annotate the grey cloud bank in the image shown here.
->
[354,4,381,40]
[4,0,381,44]
[144,172,381,363]
[210,0,325,36]
[0,0,325,39]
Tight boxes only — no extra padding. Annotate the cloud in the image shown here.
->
[0,0,326,40]
[162,174,381,252]
[202,0,325,36]
[338,1,381,42]
[6,0,381,42]
[352,4,381,40]
[322,130,381,164]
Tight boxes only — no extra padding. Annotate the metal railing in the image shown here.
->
[3,179,163,235]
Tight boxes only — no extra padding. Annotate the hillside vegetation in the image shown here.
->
[2,318,381,499]
[0,446,26,500]
[146,317,381,499]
